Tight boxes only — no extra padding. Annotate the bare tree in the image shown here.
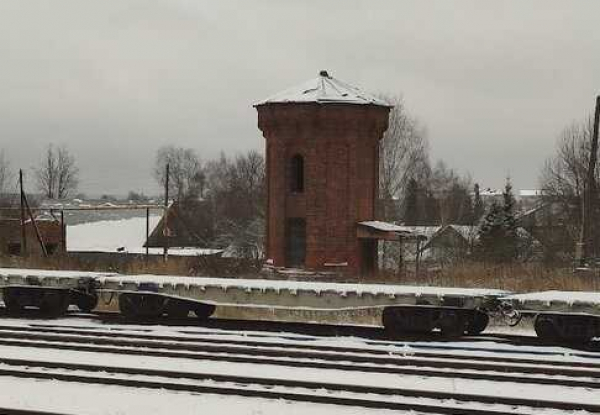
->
[428,160,473,225]
[541,119,595,208]
[206,150,265,227]
[153,145,204,201]
[0,149,17,217]
[378,95,430,221]
[35,144,79,200]
[205,150,266,256]
[539,117,597,257]
[0,149,12,196]
[56,146,79,199]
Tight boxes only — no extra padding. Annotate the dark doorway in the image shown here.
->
[286,218,306,267]
[360,239,377,276]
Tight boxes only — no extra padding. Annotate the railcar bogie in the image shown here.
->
[117,291,215,320]
[71,291,99,313]
[382,306,490,337]
[534,313,600,343]
[2,286,71,316]
[466,310,490,335]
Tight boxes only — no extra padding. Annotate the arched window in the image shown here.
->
[290,154,304,193]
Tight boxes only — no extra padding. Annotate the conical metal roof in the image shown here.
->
[255,70,390,107]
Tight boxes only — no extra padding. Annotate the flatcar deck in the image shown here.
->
[97,274,509,310]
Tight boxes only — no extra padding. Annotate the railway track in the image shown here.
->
[3,306,599,351]
[0,323,599,391]
[1,356,599,414]
[16,321,600,363]
[0,409,69,415]
[1,322,599,367]
[1,316,600,414]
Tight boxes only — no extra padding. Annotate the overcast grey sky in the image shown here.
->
[0,0,598,196]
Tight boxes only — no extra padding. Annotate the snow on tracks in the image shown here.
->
[0,320,599,414]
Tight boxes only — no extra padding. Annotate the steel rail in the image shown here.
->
[18,322,600,365]
[87,311,600,352]
[0,337,598,390]
[0,360,598,414]
[0,408,72,415]
[0,332,599,389]
[1,324,600,373]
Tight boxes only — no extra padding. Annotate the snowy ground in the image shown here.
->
[0,316,598,414]
[66,217,221,256]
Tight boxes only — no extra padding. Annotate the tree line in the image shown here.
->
[0,144,79,201]
[377,95,484,228]
[0,94,594,265]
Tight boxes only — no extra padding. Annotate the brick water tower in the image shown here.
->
[255,71,392,275]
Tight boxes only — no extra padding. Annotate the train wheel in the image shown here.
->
[75,293,98,313]
[466,310,490,335]
[118,293,165,319]
[193,303,216,320]
[39,290,70,317]
[165,299,191,319]
[534,314,560,342]
[382,307,435,335]
[2,289,24,315]
[439,310,467,337]
[382,307,411,335]
[536,314,594,343]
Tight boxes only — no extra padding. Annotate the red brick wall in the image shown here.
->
[257,104,389,275]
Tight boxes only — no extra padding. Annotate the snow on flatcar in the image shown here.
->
[2,267,599,342]
[0,268,506,336]
[98,273,508,336]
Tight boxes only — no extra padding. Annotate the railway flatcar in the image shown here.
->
[503,291,600,343]
[0,268,506,336]
[0,268,108,315]
[1,268,599,342]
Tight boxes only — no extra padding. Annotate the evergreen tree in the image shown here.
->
[478,200,505,261]
[477,178,519,262]
[502,178,518,241]
[447,182,473,225]
[472,183,484,224]
[403,178,419,225]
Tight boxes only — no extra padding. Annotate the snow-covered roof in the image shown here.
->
[480,188,502,197]
[519,189,543,197]
[436,225,478,240]
[358,221,409,233]
[394,225,442,241]
[255,71,391,107]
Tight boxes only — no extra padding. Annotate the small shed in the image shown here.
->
[0,217,64,257]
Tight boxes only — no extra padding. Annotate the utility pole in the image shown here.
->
[19,169,27,256]
[145,207,150,266]
[23,190,48,257]
[577,95,600,267]
[163,163,169,263]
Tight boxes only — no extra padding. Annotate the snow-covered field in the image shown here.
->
[66,216,221,256]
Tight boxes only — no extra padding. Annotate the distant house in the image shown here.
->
[0,216,64,257]
[379,225,441,269]
[385,223,542,267]
[517,200,575,261]
[518,189,544,211]
[145,200,215,250]
[422,225,479,263]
